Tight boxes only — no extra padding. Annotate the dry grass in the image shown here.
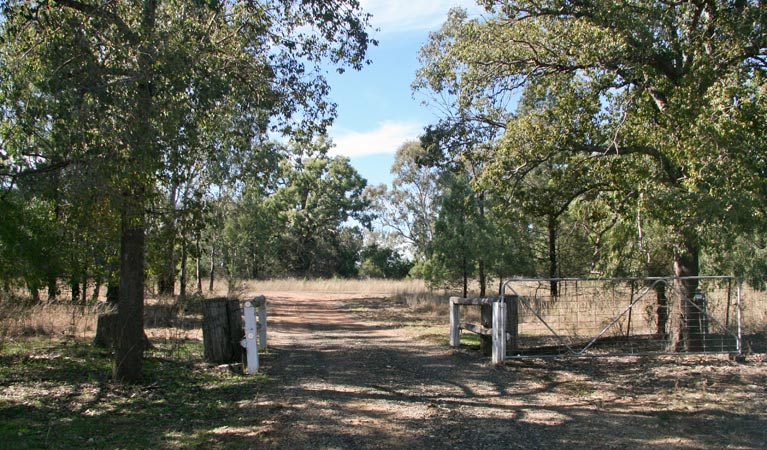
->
[238,277,432,296]
[0,300,110,342]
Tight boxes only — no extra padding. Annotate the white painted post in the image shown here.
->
[242,300,259,374]
[256,295,267,350]
[449,297,460,347]
[492,299,506,364]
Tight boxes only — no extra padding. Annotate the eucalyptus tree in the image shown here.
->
[416,1,767,351]
[367,140,443,260]
[1,0,374,381]
[269,152,371,277]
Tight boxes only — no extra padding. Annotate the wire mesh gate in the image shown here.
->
[500,276,742,359]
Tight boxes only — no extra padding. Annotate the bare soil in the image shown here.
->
[248,292,767,450]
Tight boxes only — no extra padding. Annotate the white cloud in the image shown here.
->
[330,121,423,157]
[360,0,484,34]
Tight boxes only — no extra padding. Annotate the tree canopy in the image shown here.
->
[1,0,375,382]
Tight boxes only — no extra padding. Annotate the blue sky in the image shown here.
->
[324,0,484,187]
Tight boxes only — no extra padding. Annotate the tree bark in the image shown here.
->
[158,186,178,296]
[106,278,119,304]
[480,303,492,356]
[209,242,215,293]
[202,298,244,363]
[672,239,705,352]
[114,200,146,383]
[113,0,157,383]
[655,282,668,337]
[548,214,558,297]
[47,276,58,301]
[70,278,80,304]
[478,258,486,297]
[179,238,187,300]
[195,235,202,292]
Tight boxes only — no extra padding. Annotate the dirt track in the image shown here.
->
[251,292,767,449]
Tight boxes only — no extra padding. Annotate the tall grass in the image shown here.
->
[0,300,110,342]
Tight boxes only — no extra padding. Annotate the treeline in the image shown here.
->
[0,136,419,302]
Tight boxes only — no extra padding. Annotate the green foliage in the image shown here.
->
[1,0,375,380]
[359,244,413,279]
[415,1,767,282]
[219,143,371,280]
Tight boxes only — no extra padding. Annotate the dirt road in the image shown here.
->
[252,292,767,449]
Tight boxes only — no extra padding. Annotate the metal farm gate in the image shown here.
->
[500,276,742,359]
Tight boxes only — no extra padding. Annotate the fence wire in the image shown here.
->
[501,277,742,359]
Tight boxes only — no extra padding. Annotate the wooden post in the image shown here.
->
[242,300,259,374]
[492,299,506,364]
[480,303,493,356]
[505,295,519,353]
[202,298,243,364]
[256,295,267,350]
[449,297,460,347]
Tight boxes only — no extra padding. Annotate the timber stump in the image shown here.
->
[202,298,244,364]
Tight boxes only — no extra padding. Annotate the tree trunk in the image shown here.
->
[195,235,202,292]
[47,276,58,301]
[114,201,146,383]
[70,278,81,304]
[179,238,187,300]
[478,258,486,297]
[158,188,178,297]
[672,239,705,352]
[113,0,157,383]
[548,214,558,297]
[209,242,215,293]
[91,273,102,302]
[655,282,668,337]
[95,311,151,350]
[106,278,119,304]
[81,266,88,303]
[462,255,468,298]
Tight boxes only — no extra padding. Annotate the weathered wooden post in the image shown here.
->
[492,299,506,364]
[449,297,460,347]
[257,295,267,351]
[505,295,519,353]
[480,302,493,356]
[202,298,243,364]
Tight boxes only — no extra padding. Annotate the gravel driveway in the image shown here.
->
[251,292,767,450]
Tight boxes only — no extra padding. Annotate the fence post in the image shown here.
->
[255,295,267,350]
[506,295,518,353]
[449,297,460,347]
[242,300,259,374]
[492,299,506,364]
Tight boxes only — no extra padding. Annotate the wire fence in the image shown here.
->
[501,277,748,359]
